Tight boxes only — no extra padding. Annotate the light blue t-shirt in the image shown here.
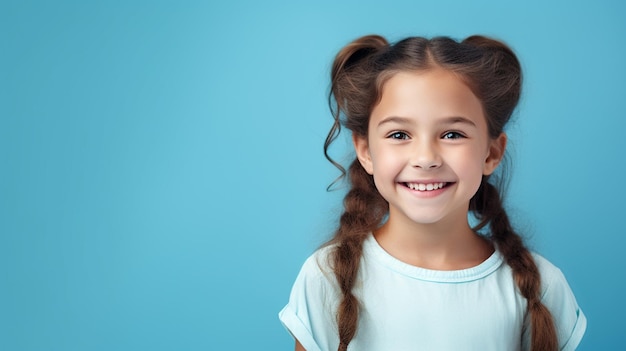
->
[279,234,586,351]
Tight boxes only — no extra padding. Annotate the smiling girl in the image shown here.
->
[279,34,586,351]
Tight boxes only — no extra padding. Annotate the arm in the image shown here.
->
[295,339,306,351]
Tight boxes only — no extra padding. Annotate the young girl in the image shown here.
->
[279,34,586,351]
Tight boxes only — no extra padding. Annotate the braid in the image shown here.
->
[325,35,389,350]
[335,236,360,351]
[472,180,558,351]
[462,35,560,349]
[330,160,387,350]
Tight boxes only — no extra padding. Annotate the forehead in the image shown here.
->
[371,69,485,125]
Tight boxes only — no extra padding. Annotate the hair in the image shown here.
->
[323,34,558,351]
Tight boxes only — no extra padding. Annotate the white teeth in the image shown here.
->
[406,182,446,191]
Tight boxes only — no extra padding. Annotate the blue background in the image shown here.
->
[2,0,624,350]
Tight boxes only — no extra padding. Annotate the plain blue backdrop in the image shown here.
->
[2,0,624,350]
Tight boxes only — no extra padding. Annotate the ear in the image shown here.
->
[352,134,374,175]
[483,133,507,175]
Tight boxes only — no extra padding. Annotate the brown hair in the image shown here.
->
[324,34,558,351]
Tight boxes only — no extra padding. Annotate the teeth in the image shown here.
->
[406,182,446,191]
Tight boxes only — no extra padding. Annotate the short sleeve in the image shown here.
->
[522,255,587,351]
[279,248,340,351]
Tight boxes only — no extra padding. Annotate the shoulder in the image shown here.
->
[530,253,563,292]
[530,252,575,299]
[298,244,337,283]
[286,244,342,306]
[528,252,582,318]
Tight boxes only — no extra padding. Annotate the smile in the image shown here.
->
[403,182,448,191]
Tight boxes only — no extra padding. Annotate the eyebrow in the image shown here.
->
[377,116,477,128]
[377,116,413,127]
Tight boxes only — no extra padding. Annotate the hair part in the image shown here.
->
[324,34,558,351]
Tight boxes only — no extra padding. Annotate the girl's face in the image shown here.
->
[353,68,506,228]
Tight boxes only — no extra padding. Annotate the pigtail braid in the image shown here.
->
[472,180,558,351]
[324,35,389,350]
[331,160,387,350]
[463,36,559,350]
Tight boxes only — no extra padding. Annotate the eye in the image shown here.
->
[388,131,409,140]
[442,131,465,139]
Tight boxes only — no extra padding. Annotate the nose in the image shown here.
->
[410,140,442,169]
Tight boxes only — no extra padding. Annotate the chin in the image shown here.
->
[401,211,449,226]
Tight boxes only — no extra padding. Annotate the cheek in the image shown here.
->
[448,149,486,179]
[371,147,402,173]
[456,151,487,188]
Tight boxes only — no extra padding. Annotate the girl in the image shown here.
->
[279,34,586,351]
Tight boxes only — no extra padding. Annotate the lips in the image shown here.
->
[403,182,448,191]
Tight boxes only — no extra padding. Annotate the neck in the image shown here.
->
[374,209,493,270]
